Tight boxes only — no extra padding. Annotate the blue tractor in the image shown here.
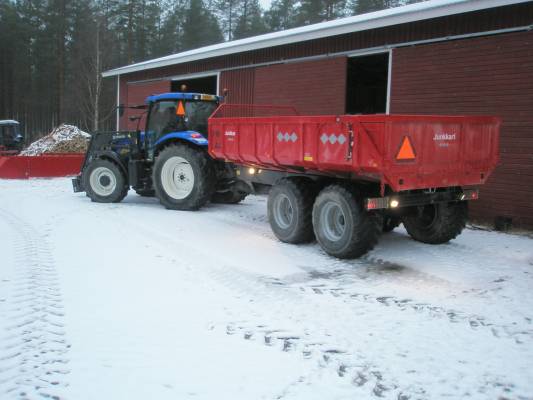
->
[72,92,249,210]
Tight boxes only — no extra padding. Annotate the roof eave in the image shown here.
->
[102,0,529,78]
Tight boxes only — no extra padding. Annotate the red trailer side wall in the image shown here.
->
[390,31,533,229]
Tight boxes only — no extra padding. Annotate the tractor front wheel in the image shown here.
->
[153,144,215,211]
[83,158,129,203]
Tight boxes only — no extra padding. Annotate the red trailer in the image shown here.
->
[208,105,500,258]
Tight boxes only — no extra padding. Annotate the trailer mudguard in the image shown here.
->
[155,131,208,148]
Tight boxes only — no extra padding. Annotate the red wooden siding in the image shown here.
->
[253,57,346,115]
[118,2,533,86]
[120,79,170,130]
[390,30,533,228]
[220,68,255,104]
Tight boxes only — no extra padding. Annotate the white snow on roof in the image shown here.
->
[102,0,530,77]
[0,120,19,125]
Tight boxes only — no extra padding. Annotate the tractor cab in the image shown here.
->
[142,93,221,159]
[0,120,24,154]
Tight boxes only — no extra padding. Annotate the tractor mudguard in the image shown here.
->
[155,131,208,148]
[91,150,128,176]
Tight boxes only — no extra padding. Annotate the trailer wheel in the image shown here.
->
[211,190,248,204]
[83,158,128,203]
[312,185,382,259]
[267,178,315,244]
[153,144,215,211]
[402,202,467,244]
[382,216,401,233]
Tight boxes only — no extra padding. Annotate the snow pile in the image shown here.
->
[20,124,90,156]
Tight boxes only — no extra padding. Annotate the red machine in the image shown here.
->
[0,153,84,179]
[208,104,500,258]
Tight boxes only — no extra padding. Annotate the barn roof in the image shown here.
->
[102,0,529,77]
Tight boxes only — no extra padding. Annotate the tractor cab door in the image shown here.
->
[145,100,186,157]
[145,99,218,160]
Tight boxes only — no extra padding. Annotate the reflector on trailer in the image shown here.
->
[396,136,416,160]
[176,101,186,116]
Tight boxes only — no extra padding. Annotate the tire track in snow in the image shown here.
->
[209,200,533,343]
[0,209,70,400]
[103,212,419,399]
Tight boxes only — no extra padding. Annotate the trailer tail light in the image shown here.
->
[366,197,389,210]
[460,189,479,201]
[396,136,416,161]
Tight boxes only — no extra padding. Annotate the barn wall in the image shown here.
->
[390,30,533,229]
[120,79,170,130]
[253,57,346,115]
[118,2,533,86]
[220,68,255,104]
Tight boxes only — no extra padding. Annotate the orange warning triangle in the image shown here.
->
[396,136,416,160]
[176,101,186,116]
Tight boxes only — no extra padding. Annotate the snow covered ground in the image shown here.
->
[0,178,532,400]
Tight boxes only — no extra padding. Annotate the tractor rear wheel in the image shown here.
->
[153,144,215,211]
[402,202,467,244]
[312,185,382,259]
[83,158,129,203]
[267,178,315,244]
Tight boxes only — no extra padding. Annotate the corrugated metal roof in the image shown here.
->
[102,0,531,77]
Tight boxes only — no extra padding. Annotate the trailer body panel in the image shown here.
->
[208,110,500,192]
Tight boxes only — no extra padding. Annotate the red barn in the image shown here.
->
[103,0,533,229]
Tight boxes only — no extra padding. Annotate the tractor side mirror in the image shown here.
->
[118,104,125,117]
[223,88,229,97]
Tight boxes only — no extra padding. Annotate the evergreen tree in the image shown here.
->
[349,0,399,15]
[181,0,223,50]
[233,0,267,39]
[264,0,298,32]
[296,0,345,25]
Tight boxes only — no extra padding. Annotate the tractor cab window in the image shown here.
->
[147,101,184,137]
[0,125,18,145]
[185,101,218,136]
[147,99,218,137]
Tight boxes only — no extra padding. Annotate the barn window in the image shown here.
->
[345,52,389,115]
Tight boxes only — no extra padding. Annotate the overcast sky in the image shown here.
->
[259,0,273,10]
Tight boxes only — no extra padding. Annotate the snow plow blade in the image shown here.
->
[0,153,84,179]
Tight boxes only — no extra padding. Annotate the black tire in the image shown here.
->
[402,202,468,244]
[153,144,215,211]
[135,189,155,197]
[312,185,382,259]
[211,190,248,204]
[382,216,401,233]
[82,158,129,203]
[267,178,315,244]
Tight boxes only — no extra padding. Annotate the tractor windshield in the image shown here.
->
[0,124,22,149]
[147,99,218,138]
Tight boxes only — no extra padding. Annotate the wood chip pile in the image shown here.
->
[20,124,90,156]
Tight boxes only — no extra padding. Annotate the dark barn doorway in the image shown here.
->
[171,75,218,95]
[345,53,389,114]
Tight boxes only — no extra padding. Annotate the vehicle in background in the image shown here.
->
[0,120,24,155]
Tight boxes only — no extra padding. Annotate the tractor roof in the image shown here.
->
[0,120,19,126]
[145,93,221,103]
